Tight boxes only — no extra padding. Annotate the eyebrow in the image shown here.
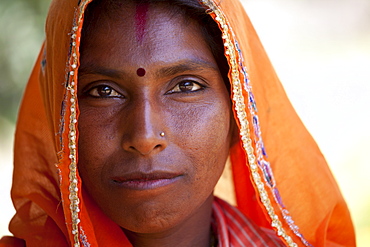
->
[78,66,127,79]
[78,59,219,79]
[156,60,219,78]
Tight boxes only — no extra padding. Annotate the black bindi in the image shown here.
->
[136,68,146,77]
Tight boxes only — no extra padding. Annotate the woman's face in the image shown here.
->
[78,3,233,234]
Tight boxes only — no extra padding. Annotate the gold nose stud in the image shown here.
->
[160,132,165,137]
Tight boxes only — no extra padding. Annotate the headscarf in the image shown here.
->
[0,0,355,246]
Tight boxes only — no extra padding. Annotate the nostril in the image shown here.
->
[127,144,163,156]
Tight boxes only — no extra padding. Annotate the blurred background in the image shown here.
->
[0,0,369,245]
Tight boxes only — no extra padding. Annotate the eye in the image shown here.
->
[87,85,122,98]
[168,80,204,94]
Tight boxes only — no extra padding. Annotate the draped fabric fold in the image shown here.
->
[1,0,355,246]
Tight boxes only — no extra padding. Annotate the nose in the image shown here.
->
[121,98,167,156]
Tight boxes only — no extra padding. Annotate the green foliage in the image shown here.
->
[0,0,51,124]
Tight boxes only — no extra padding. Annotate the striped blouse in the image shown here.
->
[212,197,285,247]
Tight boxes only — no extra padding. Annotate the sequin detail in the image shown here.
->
[79,227,91,247]
[63,1,94,246]
[200,0,312,246]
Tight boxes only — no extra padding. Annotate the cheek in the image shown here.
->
[174,99,231,149]
[78,104,123,146]
[169,99,232,181]
[77,107,121,183]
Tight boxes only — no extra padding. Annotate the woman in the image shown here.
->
[0,0,355,246]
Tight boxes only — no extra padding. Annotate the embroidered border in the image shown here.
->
[200,0,312,246]
[65,1,93,246]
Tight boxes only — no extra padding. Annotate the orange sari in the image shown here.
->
[0,0,355,246]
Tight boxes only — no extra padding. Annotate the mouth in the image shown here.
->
[111,172,182,190]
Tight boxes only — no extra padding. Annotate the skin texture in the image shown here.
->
[78,3,234,247]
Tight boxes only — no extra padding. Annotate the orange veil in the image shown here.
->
[1,0,355,246]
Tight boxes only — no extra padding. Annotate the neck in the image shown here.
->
[123,195,214,247]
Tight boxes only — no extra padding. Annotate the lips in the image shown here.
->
[111,171,182,190]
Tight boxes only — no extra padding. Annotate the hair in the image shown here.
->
[81,0,230,90]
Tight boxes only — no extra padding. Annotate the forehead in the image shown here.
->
[82,1,189,36]
[80,2,215,70]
